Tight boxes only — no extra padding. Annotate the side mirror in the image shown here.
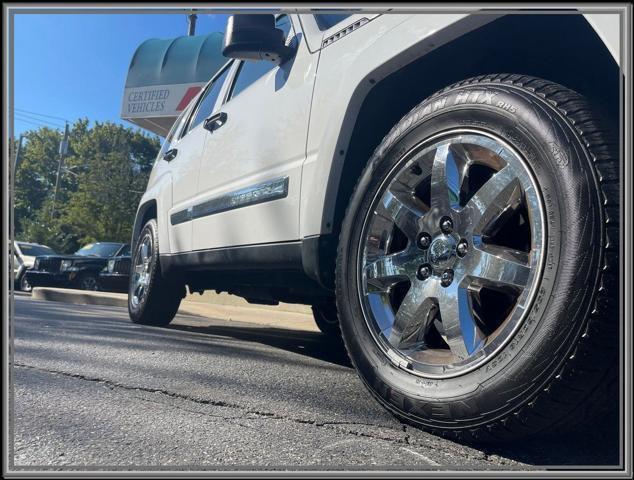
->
[222,14,294,64]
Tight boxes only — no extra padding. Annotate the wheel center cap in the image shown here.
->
[428,235,457,267]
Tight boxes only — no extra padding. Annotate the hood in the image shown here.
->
[20,255,36,268]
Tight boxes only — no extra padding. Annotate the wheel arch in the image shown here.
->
[132,199,157,249]
[307,13,619,289]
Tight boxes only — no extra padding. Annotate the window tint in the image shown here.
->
[17,243,55,256]
[158,100,195,161]
[157,112,182,160]
[187,66,231,133]
[117,244,131,256]
[229,15,292,100]
[314,14,351,31]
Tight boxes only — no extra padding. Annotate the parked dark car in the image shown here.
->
[98,254,131,293]
[12,241,57,292]
[26,242,130,291]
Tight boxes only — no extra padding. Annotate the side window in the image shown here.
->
[228,15,292,100]
[186,66,231,134]
[157,113,183,161]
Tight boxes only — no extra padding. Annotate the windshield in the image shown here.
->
[17,243,56,257]
[74,243,122,257]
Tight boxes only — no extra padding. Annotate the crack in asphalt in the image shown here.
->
[13,362,519,467]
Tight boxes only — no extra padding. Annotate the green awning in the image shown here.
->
[125,32,226,88]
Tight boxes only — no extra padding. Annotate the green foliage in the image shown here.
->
[14,119,160,253]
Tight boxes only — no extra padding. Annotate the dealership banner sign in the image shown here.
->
[121,83,202,119]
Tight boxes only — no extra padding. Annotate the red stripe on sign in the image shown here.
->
[176,86,202,111]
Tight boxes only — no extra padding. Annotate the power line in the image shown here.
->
[15,112,65,128]
[14,117,63,130]
[15,117,63,130]
[14,108,68,122]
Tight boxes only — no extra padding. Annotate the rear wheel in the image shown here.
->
[128,218,184,326]
[336,74,618,441]
[312,302,341,336]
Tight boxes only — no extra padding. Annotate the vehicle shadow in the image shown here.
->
[16,299,620,467]
[166,320,353,369]
[165,318,620,466]
[476,412,621,467]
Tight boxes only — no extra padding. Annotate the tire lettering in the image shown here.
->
[496,101,517,113]
[549,142,569,167]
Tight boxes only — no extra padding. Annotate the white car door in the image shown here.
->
[166,64,233,252]
[189,15,317,251]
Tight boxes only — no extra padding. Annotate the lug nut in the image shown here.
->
[440,216,453,234]
[417,264,432,280]
[457,239,468,257]
[417,232,432,250]
[440,269,454,287]
[410,163,422,175]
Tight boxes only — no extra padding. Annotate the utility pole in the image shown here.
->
[10,135,24,270]
[187,12,197,36]
[14,134,24,171]
[51,122,69,219]
[10,134,23,238]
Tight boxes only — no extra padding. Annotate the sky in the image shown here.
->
[13,13,229,137]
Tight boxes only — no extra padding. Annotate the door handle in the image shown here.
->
[203,112,228,133]
[163,148,178,162]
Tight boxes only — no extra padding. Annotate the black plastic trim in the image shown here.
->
[161,240,302,273]
[170,176,289,226]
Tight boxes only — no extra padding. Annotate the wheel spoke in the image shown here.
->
[388,279,439,348]
[379,184,424,240]
[365,250,418,292]
[437,284,486,360]
[359,132,544,377]
[461,166,522,235]
[430,143,462,213]
[140,242,149,262]
[134,264,145,275]
[465,244,531,289]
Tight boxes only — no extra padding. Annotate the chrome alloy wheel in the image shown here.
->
[131,233,153,309]
[358,130,545,378]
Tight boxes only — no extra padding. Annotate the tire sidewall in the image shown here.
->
[128,219,160,318]
[79,273,99,291]
[20,274,32,292]
[337,81,603,428]
[313,303,341,335]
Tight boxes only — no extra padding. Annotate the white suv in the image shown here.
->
[129,12,621,441]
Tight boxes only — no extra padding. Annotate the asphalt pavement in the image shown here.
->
[10,295,620,471]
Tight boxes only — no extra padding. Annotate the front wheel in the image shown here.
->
[77,273,99,291]
[336,74,618,441]
[19,273,32,293]
[128,218,184,326]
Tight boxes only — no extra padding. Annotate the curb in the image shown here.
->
[32,287,127,308]
[30,287,319,332]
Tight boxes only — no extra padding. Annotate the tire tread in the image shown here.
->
[336,74,619,442]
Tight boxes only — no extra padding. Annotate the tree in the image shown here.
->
[15,119,160,253]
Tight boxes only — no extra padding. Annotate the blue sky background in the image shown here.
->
[13,13,229,137]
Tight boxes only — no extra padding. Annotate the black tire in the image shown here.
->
[312,302,341,336]
[77,273,100,291]
[128,218,184,326]
[19,273,32,293]
[336,74,619,442]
